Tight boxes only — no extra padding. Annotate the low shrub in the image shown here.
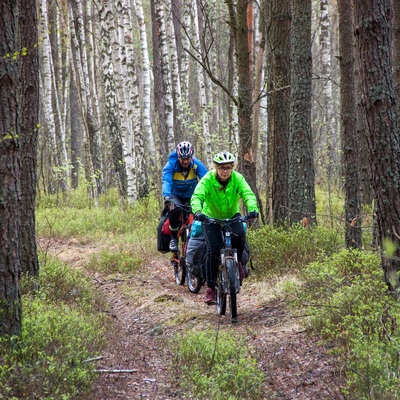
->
[248,223,342,277]
[0,257,107,400]
[291,248,400,398]
[171,328,265,399]
[85,248,143,275]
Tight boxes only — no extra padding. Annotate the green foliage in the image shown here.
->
[290,248,400,398]
[0,257,107,400]
[171,329,265,399]
[85,248,142,275]
[248,223,342,277]
[36,192,159,243]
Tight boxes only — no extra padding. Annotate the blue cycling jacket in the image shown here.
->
[162,151,208,199]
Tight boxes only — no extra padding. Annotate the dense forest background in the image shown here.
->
[2,0,400,337]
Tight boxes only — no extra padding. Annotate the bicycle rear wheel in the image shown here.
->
[226,258,238,323]
[174,256,186,285]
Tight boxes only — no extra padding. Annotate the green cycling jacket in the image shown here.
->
[190,170,259,219]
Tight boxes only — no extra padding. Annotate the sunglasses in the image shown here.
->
[217,165,233,171]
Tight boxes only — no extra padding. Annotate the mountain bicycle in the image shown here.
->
[204,215,250,324]
[168,202,193,286]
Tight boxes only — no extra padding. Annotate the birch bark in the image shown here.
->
[132,0,155,156]
[154,0,175,150]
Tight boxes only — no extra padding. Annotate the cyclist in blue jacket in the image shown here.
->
[162,141,208,251]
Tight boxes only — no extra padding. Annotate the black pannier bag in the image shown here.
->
[186,235,206,277]
[186,235,251,275]
[157,213,171,254]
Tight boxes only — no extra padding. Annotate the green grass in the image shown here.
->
[171,328,266,399]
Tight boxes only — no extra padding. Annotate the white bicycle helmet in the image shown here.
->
[213,151,235,164]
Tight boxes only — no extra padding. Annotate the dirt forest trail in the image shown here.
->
[48,239,345,399]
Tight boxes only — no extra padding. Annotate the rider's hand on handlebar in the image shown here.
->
[194,211,206,222]
[248,211,258,220]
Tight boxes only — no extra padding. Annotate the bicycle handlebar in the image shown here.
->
[165,199,192,213]
[204,215,250,225]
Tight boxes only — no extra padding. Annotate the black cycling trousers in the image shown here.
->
[203,214,246,288]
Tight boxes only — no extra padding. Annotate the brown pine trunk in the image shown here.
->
[0,0,22,336]
[354,0,400,297]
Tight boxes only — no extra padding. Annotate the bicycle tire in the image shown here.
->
[216,269,227,315]
[226,258,238,323]
[186,270,202,293]
[174,256,186,285]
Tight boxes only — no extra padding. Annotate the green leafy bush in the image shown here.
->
[0,258,107,400]
[291,249,400,398]
[171,329,265,399]
[248,224,342,277]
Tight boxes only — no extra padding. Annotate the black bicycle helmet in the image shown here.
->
[176,141,194,158]
[213,151,235,164]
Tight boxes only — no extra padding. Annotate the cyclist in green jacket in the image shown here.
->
[191,151,259,304]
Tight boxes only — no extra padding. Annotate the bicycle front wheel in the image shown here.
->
[226,258,238,323]
[186,269,202,293]
[216,269,227,315]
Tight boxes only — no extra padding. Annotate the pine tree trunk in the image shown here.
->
[288,0,316,226]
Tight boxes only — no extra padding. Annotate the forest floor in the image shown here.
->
[48,239,346,400]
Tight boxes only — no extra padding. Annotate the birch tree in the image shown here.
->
[132,0,155,156]
[39,0,69,192]
[98,0,127,199]
[319,0,337,203]
[70,0,103,198]
[165,0,184,141]
[154,0,175,151]
[191,0,212,164]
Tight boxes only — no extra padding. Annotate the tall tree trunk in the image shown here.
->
[393,0,400,119]
[319,0,337,219]
[266,0,291,225]
[132,0,155,159]
[69,76,81,190]
[0,0,21,337]
[191,0,212,164]
[71,0,103,198]
[154,0,175,151]
[229,0,257,193]
[18,0,40,276]
[288,0,316,226]
[69,5,98,204]
[338,0,362,249]
[165,0,184,141]
[113,0,138,202]
[99,0,127,200]
[354,0,400,297]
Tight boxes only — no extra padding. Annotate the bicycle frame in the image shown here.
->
[204,215,248,324]
[168,202,193,285]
